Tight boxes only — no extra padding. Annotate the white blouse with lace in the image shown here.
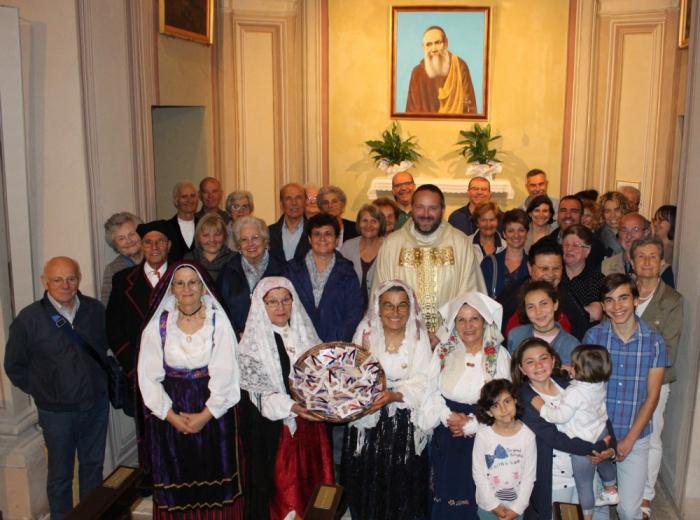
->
[418,344,511,435]
[138,304,240,421]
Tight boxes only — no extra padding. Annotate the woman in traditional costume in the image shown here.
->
[419,292,511,519]
[237,276,334,520]
[137,261,244,519]
[341,280,432,520]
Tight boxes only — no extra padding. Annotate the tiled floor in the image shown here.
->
[130,481,681,519]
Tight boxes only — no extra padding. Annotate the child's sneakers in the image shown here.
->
[595,489,620,506]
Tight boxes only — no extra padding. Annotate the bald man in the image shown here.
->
[4,257,110,519]
[195,176,231,224]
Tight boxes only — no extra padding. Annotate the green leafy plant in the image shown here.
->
[457,123,501,164]
[365,122,422,166]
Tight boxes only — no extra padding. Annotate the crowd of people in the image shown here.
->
[3,169,683,520]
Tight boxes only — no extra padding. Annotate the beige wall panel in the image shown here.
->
[239,29,278,223]
[613,32,656,188]
[581,3,680,217]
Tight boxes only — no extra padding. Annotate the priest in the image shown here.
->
[373,184,486,337]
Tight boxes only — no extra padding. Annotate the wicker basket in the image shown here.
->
[290,341,386,424]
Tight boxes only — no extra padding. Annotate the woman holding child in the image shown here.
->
[511,338,616,519]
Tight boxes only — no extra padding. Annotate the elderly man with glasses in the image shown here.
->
[5,257,110,519]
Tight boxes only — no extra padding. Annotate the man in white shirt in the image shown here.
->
[168,180,199,261]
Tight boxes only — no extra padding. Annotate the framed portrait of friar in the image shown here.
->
[391,6,491,120]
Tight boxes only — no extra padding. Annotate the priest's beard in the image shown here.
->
[424,49,450,79]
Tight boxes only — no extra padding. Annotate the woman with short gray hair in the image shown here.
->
[217,215,286,337]
[225,191,254,251]
[101,212,143,303]
[317,185,358,247]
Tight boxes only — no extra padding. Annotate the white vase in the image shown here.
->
[466,161,502,180]
[378,159,414,177]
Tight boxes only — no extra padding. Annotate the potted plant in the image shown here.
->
[457,123,502,179]
[365,122,422,176]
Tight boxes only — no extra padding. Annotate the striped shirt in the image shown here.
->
[583,319,668,439]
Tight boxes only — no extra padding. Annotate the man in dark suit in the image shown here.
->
[167,181,199,261]
[268,182,310,261]
[106,220,171,490]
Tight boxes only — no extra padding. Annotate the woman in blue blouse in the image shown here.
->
[481,209,529,299]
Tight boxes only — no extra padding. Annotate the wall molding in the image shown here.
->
[127,0,158,221]
[563,0,599,194]
[566,0,681,216]
[301,0,324,186]
[76,0,105,293]
[596,16,665,193]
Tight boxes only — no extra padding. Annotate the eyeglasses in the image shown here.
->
[306,196,317,202]
[264,297,293,308]
[562,243,590,250]
[47,276,79,286]
[380,301,410,314]
[172,280,202,289]
[239,235,263,246]
[232,204,251,211]
[619,227,643,235]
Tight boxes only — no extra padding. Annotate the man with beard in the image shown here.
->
[406,26,477,114]
[372,184,486,336]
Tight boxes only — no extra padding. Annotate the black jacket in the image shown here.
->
[217,252,288,336]
[4,293,108,411]
[106,263,154,379]
[167,214,200,262]
[268,216,310,261]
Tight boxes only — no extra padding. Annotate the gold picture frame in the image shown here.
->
[679,0,691,49]
[159,0,214,45]
[390,6,491,120]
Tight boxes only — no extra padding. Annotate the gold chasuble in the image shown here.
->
[373,222,486,333]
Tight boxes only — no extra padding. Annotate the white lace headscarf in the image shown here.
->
[355,279,425,354]
[237,276,321,396]
[350,279,432,455]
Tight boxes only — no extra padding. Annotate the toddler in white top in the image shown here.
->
[473,379,537,520]
[531,344,618,519]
